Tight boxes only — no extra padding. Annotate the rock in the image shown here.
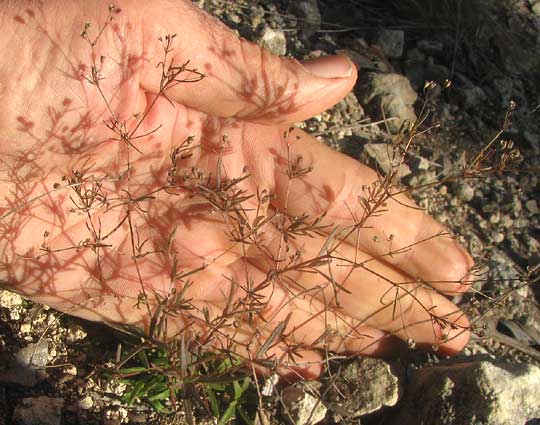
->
[515,217,530,228]
[258,27,286,56]
[12,396,63,425]
[282,383,327,425]
[407,48,426,62]
[292,0,321,39]
[78,395,93,411]
[391,358,540,425]
[417,39,444,56]
[0,341,49,387]
[456,182,475,202]
[408,170,436,187]
[337,92,364,123]
[337,49,392,73]
[424,63,451,84]
[492,78,516,108]
[493,232,505,243]
[0,290,23,308]
[321,3,364,28]
[404,60,427,90]
[325,358,403,420]
[67,324,87,342]
[411,156,430,171]
[16,340,49,369]
[375,29,405,58]
[357,73,418,133]
[500,214,514,228]
[129,412,148,424]
[489,210,501,224]
[459,85,487,110]
[526,199,539,215]
[364,143,412,179]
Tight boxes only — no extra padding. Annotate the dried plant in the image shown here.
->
[0,5,534,424]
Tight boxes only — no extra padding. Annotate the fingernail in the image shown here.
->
[301,55,353,78]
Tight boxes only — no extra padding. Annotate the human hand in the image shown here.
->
[0,0,473,377]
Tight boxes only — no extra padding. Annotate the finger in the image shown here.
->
[194,259,399,360]
[275,349,324,381]
[247,226,471,354]
[138,1,356,123]
[268,127,474,295]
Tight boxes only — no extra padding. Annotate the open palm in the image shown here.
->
[0,0,473,376]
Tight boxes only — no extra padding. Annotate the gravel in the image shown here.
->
[1,0,540,424]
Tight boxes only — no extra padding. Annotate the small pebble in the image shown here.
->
[525,199,539,215]
[78,395,93,411]
[493,233,505,243]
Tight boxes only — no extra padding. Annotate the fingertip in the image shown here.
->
[277,350,324,382]
[411,226,475,296]
[438,311,471,355]
[416,302,471,356]
[262,54,358,123]
[438,240,475,295]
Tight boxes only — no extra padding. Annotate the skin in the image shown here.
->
[0,0,473,377]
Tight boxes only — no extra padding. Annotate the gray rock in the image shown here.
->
[407,48,427,63]
[336,92,364,123]
[408,170,436,187]
[292,0,321,39]
[417,39,444,56]
[459,85,488,110]
[259,27,286,56]
[489,211,501,224]
[526,199,539,215]
[492,78,515,108]
[407,47,426,62]
[404,59,427,91]
[364,143,412,179]
[457,182,475,202]
[357,73,418,133]
[282,383,327,425]
[13,397,63,425]
[325,358,403,420]
[337,49,392,73]
[424,63,451,84]
[375,29,405,58]
[411,156,431,171]
[16,340,49,369]
[493,232,505,243]
[0,341,49,387]
[392,358,540,425]
[500,214,514,228]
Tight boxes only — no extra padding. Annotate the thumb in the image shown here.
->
[139,0,356,124]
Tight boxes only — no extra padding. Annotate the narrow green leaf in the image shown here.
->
[206,388,220,418]
[117,366,147,375]
[149,399,172,414]
[218,401,237,425]
[233,380,243,400]
[237,405,254,425]
[147,388,170,402]
[137,350,151,369]
[124,380,146,406]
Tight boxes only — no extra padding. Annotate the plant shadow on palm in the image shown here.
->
[1,4,525,423]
